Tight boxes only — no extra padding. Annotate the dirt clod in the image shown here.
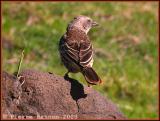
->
[2,69,125,119]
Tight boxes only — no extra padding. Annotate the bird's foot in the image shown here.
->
[64,71,69,79]
[48,72,53,74]
[87,83,91,87]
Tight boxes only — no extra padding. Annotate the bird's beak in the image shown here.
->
[92,21,99,27]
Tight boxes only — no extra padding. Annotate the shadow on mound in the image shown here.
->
[64,75,87,101]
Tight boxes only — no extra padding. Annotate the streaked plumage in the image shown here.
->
[59,15,102,86]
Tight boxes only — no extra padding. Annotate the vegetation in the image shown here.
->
[2,1,158,118]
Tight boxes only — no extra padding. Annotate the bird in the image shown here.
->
[59,15,102,86]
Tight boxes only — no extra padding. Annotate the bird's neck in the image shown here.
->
[65,27,89,41]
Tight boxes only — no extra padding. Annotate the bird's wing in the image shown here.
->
[59,35,79,64]
[59,34,93,68]
[79,40,93,67]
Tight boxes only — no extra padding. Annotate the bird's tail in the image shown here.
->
[82,67,102,85]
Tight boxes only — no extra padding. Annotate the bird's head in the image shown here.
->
[67,15,99,34]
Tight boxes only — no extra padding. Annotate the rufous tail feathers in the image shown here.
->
[82,67,102,85]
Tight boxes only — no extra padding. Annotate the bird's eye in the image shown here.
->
[87,19,91,23]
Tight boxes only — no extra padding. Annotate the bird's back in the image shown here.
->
[59,27,93,68]
[65,28,90,45]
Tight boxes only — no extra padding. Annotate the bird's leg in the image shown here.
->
[64,71,70,78]
[87,82,91,87]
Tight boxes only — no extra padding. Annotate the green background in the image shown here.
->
[2,1,158,118]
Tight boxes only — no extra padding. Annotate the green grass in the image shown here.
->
[2,1,158,119]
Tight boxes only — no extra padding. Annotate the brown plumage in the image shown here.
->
[59,15,102,86]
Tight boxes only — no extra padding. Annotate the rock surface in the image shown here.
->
[2,69,125,119]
